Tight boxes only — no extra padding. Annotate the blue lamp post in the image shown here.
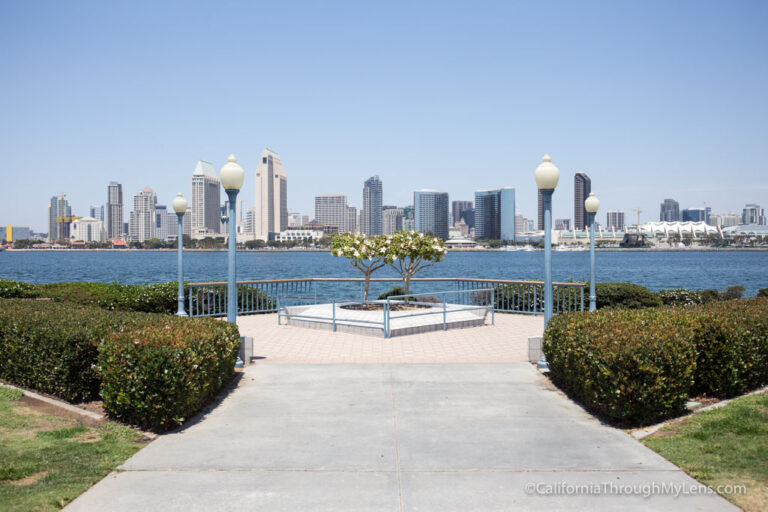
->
[534,154,559,370]
[220,155,245,324]
[172,193,188,316]
[585,192,600,312]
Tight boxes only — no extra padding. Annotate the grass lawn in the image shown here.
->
[0,386,149,511]
[643,390,768,512]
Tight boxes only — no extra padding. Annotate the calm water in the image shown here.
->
[1,250,767,297]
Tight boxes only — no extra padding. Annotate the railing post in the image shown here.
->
[443,299,447,331]
[332,299,336,332]
[384,298,389,338]
[491,288,495,325]
[277,296,282,325]
[533,284,537,316]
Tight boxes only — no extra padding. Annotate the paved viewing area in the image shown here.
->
[238,313,542,363]
[66,363,736,511]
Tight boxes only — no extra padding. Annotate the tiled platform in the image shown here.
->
[283,302,488,337]
[237,313,543,363]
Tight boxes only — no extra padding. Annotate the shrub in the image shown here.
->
[98,317,241,430]
[594,282,662,310]
[758,288,768,298]
[544,308,698,426]
[699,289,723,303]
[378,286,407,300]
[723,285,745,300]
[0,299,154,401]
[35,281,180,314]
[657,288,704,307]
[0,280,36,298]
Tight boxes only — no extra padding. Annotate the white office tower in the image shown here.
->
[71,217,106,243]
[315,194,348,232]
[191,160,221,235]
[129,188,157,242]
[382,208,404,235]
[347,206,358,233]
[254,148,288,238]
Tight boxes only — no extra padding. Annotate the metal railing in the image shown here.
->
[187,278,585,318]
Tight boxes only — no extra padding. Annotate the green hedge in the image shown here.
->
[0,298,241,430]
[544,298,768,426]
[544,308,698,425]
[99,317,240,430]
[594,282,662,310]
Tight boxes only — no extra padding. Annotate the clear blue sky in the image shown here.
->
[1,0,766,232]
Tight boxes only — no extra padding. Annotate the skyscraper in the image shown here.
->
[574,172,591,230]
[682,208,708,223]
[315,194,348,232]
[660,199,680,222]
[107,181,123,239]
[414,190,449,240]
[191,160,221,235]
[346,206,358,233]
[128,188,157,242]
[382,207,404,235]
[402,205,415,232]
[362,175,383,235]
[475,188,516,241]
[254,149,288,238]
[89,205,105,222]
[48,195,72,242]
[742,204,766,225]
[451,201,473,228]
[606,210,626,230]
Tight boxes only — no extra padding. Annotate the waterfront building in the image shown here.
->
[527,219,535,232]
[154,204,171,241]
[382,207,404,235]
[71,217,106,243]
[128,188,157,242]
[271,229,325,242]
[414,190,449,240]
[574,172,591,230]
[362,175,383,235]
[402,205,415,232]
[48,195,72,242]
[107,182,124,239]
[742,204,766,225]
[709,212,742,228]
[288,212,309,227]
[254,149,288,238]
[606,210,626,231]
[682,207,710,224]
[89,205,105,222]
[639,221,720,238]
[555,219,570,231]
[191,160,221,235]
[1,225,31,243]
[452,201,473,228]
[660,199,680,222]
[315,194,348,232]
[515,213,527,234]
[475,188,515,241]
[347,206,358,233]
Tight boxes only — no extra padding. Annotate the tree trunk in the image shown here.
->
[403,275,411,305]
[363,274,371,303]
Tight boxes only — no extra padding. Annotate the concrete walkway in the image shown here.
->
[65,364,736,511]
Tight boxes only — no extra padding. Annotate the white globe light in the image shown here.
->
[534,154,560,190]
[585,192,600,213]
[220,154,245,190]
[172,193,188,214]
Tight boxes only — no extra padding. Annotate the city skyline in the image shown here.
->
[1,2,766,232]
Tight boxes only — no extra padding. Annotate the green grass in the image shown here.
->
[643,391,768,511]
[0,390,148,511]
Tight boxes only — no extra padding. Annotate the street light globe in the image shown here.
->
[172,193,188,214]
[585,192,600,213]
[220,154,245,190]
[534,154,559,190]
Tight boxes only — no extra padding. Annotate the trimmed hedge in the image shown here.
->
[544,297,768,426]
[0,298,241,430]
[99,317,241,430]
[594,282,662,310]
[544,308,698,425]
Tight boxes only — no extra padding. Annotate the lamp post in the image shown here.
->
[172,193,188,316]
[534,154,559,370]
[220,155,245,324]
[585,192,600,312]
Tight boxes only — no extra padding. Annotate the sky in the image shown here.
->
[1,0,767,232]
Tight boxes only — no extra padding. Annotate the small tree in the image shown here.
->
[331,234,388,302]
[387,231,447,304]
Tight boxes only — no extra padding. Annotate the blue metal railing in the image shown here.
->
[187,278,586,318]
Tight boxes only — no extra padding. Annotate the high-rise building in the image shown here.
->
[742,204,766,225]
[347,206,358,233]
[154,204,171,241]
[574,172,591,230]
[710,212,741,228]
[107,182,123,240]
[89,205,105,222]
[451,201,473,228]
[555,219,571,231]
[515,213,527,234]
[682,208,708,223]
[128,188,157,242]
[660,199,680,222]
[474,188,515,241]
[362,175,383,235]
[191,160,221,235]
[71,217,106,243]
[382,207,404,235]
[1,226,31,243]
[414,190,449,240]
[402,205,415,232]
[288,212,309,227]
[48,195,72,242]
[254,149,288,238]
[606,210,626,230]
[315,194,348,232]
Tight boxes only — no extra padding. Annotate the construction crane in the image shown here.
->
[631,208,643,227]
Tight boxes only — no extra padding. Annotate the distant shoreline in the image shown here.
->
[4,247,768,253]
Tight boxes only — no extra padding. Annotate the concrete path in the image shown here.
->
[65,364,736,511]
[237,313,542,363]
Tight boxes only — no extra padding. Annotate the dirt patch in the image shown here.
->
[73,431,101,443]
[17,395,103,428]
[341,303,433,311]
[645,417,691,439]
[9,470,47,487]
